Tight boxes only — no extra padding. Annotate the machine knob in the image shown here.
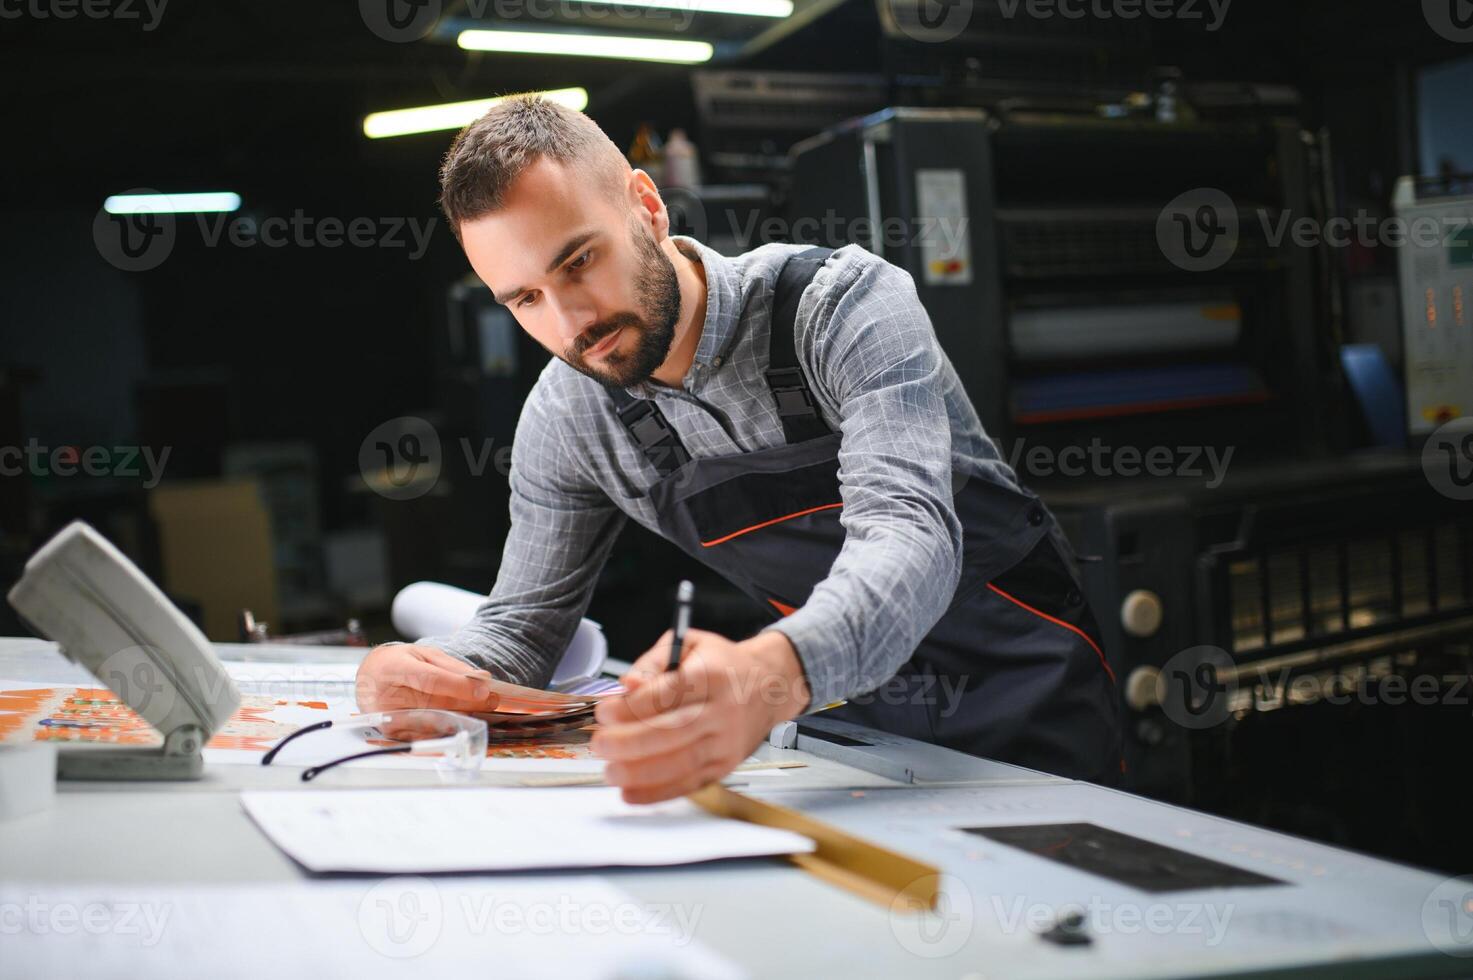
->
[1120,589,1164,638]
[1125,666,1162,712]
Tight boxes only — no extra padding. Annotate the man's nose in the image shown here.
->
[549,292,598,347]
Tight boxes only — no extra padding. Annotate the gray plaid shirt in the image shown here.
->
[421,237,1022,707]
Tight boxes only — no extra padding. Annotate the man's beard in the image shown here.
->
[563,227,681,389]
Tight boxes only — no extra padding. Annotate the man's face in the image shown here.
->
[459,157,681,389]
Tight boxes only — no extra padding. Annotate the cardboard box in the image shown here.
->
[149,479,278,641]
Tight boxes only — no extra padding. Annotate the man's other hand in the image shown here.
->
[355,643,499,714]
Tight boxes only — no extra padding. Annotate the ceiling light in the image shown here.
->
[457,29,713,64]
[363,87,590,139]
[103,192,241,214]
[576,0,792,15]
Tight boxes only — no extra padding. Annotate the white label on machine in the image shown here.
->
[916,168,972,286]
[1394,184,1473,435]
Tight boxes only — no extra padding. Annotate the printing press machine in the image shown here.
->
[789,92,1473,871]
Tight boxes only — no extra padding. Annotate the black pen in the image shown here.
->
[668,580,694,671]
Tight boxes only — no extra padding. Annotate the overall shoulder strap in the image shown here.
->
[767,247,836,444]
[608,244,834,470]
[608,387,690,478]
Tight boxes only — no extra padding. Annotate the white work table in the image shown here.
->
[1,638,1466,979]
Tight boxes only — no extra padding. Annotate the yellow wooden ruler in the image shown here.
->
[688,783,940,912]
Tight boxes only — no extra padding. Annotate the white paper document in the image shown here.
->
[0,877,741,980]
[222,659,360,696]
[241,786,815,873]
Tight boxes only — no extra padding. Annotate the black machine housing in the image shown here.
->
[790,97,1472,868]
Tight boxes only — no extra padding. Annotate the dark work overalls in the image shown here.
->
[608,249,1122,784]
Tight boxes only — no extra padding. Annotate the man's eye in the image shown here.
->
[569,250,591,271]
[518,293,537,308]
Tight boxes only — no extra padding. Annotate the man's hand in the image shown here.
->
[592,629,811,804]
[355,643,498,714]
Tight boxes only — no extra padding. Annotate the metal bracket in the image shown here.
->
[57,724,207,781]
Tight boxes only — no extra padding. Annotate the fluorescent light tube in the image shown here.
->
[456,29,713,63]
[573,0,792,15]
[363,87,590,139]
[103,192,241,215]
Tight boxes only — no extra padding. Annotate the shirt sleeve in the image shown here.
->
[763,252,964,708]
[415,383,626,689]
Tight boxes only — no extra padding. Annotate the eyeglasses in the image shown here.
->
[262,709,489,782]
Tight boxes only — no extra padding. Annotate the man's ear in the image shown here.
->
[628,168,669,240]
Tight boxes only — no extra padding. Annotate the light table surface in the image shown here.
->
[1,638,1467,979]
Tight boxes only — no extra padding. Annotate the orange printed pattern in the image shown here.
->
[12,688,162,747]
[0,689,56,741]
[489,743,579,759]
[490,726,595,760]
[0,686,325,753]
[0,686,598,761]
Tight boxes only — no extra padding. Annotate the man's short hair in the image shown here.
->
[438,95,628,236]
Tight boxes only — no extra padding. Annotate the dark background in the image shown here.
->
[3,0,1462,619]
